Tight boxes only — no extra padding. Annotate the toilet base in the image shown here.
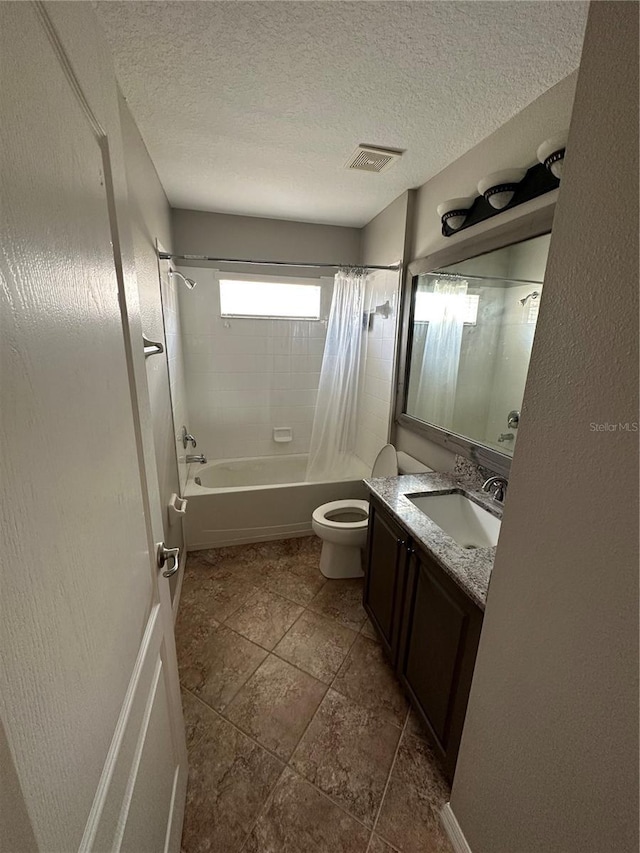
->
[319,541,364,579]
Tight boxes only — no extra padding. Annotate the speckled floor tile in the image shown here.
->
[263,562,326,606]
[375,732,453,853]
[243,768,370,853]
[182,558,259,622]
[307,578,367,631]
[332,635,408,727]
[225,589,304,650]
[273,610,357,683]
[280,539,323,573]
[367,835,397,853]
[405,708,430,742]
[175,586,220,650]
[291,689,401,826]
[178,621,267,712]
[195,535,320,575]
[186,547,267,587]
[360,616,380,642]
[240,535,322,565]
[223,655,327,760]
[181,690,284,853]
[194,546,269,584]
[177,537,450,853]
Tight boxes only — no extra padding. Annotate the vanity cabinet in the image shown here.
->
[362,501,409,665]
[363,497,484,780]
[398,544,483,779]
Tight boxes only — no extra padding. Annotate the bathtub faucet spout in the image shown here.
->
[186,454,207,464]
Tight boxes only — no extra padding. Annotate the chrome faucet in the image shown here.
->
[482,475,508,503]
[186,454,207,464]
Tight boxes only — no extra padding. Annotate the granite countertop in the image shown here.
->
[364,473,503,610]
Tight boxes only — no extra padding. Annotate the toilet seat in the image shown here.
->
[312,499,369,530]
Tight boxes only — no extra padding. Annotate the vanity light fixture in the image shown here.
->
[436,197,475,233]
[438,162,558,239]
[537,133,568,180]
[477,169,527,210]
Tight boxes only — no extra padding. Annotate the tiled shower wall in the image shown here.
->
[484,283,539,451]
[354,269,400,469]
[407,282,538,454]
[178,267,333,461]
[161,267,190,492]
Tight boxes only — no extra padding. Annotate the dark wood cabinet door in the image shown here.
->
[363,501,408,664]
[398,547,483,780]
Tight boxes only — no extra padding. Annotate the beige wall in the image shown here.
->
[358,191,412,462]
[172,207,361,265]
[449,3,639,851]
[119,96,184,560]
[360,190,412,267]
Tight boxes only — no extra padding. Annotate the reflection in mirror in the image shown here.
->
[405,233,550,456]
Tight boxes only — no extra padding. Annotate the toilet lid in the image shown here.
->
[371,444,398,478]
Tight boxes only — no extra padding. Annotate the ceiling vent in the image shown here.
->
[346,144,403,174]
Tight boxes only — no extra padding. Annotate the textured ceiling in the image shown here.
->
[96,1,588,227]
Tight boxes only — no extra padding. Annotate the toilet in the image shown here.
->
[312,444,398,579]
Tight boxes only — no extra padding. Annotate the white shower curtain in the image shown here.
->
[414,278,468,429]
[306,268,367,482]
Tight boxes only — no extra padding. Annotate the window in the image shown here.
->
[219,278,322,320]
[527,296,540,324]
[414,291,479,325]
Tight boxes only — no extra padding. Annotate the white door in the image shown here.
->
[0,4,187,852]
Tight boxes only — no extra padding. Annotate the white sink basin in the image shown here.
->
[407,492,501,549]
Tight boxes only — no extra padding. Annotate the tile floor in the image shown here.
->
[176,536,453,853]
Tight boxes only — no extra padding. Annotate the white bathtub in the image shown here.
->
[183,453,370,549]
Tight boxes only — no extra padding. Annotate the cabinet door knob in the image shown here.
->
[397,538,406,548]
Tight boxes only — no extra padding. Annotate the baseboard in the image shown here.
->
[171,547,188,624]
[441,803,473,853]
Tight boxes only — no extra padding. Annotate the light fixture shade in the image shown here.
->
[437,197,475,232]
[478,169,527,210]
[537,134,568,179]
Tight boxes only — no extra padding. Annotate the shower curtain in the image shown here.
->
[306,268,368,482]
[414,278,468,430]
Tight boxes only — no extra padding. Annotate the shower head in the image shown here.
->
[169,268,197,289]
[519,290,540,306]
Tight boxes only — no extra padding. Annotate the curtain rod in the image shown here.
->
[158,252,400,272]
[427,270,544,285]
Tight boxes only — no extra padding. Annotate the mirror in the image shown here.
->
[404,233,550,458]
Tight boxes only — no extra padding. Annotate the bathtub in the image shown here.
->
[183,453,370,550]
